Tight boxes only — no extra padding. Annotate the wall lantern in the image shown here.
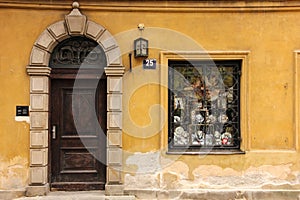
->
[134,37,148,58]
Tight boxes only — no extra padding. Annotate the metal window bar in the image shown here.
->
[168,60,241,152]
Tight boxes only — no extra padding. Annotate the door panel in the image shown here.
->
[50,78,106,191]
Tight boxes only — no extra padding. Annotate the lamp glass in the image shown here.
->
[134,38,148,57]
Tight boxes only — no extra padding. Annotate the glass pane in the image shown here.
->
[50,36,107,69]
[169,61,241,150]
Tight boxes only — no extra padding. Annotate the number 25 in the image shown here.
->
[146,59,154,66]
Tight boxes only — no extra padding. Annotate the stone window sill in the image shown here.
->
[166,149,245,155]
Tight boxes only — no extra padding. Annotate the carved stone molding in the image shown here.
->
[26,2,124,196]
[26,66,51,76]
[27,1,123,73]
[105,66,125,76]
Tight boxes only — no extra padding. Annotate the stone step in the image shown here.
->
[124,189,300,200]
[0,190,26,200]
[13,191,136,200]
[10,189,300,200]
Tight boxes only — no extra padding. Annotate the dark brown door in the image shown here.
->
[50,78,106,191]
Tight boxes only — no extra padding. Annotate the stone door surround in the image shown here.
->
[26,2,124,196]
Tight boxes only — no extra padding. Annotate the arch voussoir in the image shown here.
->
[47,21,70,42]
[85,20,106,41]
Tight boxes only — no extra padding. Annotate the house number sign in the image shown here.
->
[143,59,156,70]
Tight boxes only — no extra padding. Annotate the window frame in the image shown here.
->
[167,59,244,155]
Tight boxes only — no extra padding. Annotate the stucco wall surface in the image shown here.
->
[124,152,300,191]
[0,0,300,193]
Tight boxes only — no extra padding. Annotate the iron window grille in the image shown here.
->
[168,60,242,154]
[50,36,107,69]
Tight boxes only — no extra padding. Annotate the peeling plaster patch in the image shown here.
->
[125,152,186,190]
[246,164,292,180]
[124,153,299,191]
[293,171,300,184]
[191,164,295,189]
[126,151,161,174]
[161,172,179,189]
[161,161,189,189]
[193,165,240,178]
[162,161,189,179]
[0,156,28,190]
[15,116,30,124]
[124,173,160,189]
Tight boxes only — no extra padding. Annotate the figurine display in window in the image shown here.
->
[170,62,240,149]
[205,71,222,101]
[174,126,189,145]
[192,130,205,145]
[221,132,232,145]
[214,131,222,146]
[218,114,228,124]
[221,126,233,145]
[205,133,214,146]
[173,97,184,125]
[206,114,216,124]
[192,76,204,100]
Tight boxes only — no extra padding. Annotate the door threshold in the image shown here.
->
[51,182,105,191]
[46,190,105,196]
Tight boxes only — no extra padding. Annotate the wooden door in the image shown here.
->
[50,78,106,191]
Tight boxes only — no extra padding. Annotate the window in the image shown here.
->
[50,36,107,69]
[168,60,242,153]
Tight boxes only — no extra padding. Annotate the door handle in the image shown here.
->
[52,125,56,139]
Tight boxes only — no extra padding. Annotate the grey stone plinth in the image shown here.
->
[105,184,124,196]
[25,184,49,197]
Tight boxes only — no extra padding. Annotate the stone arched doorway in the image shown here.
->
[26,2,124,196]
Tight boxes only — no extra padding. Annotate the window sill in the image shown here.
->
[166,149,245,155]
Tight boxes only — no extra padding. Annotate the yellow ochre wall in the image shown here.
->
[0,1,300,191]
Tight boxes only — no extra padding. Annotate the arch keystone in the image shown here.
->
[65,1,87,35]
